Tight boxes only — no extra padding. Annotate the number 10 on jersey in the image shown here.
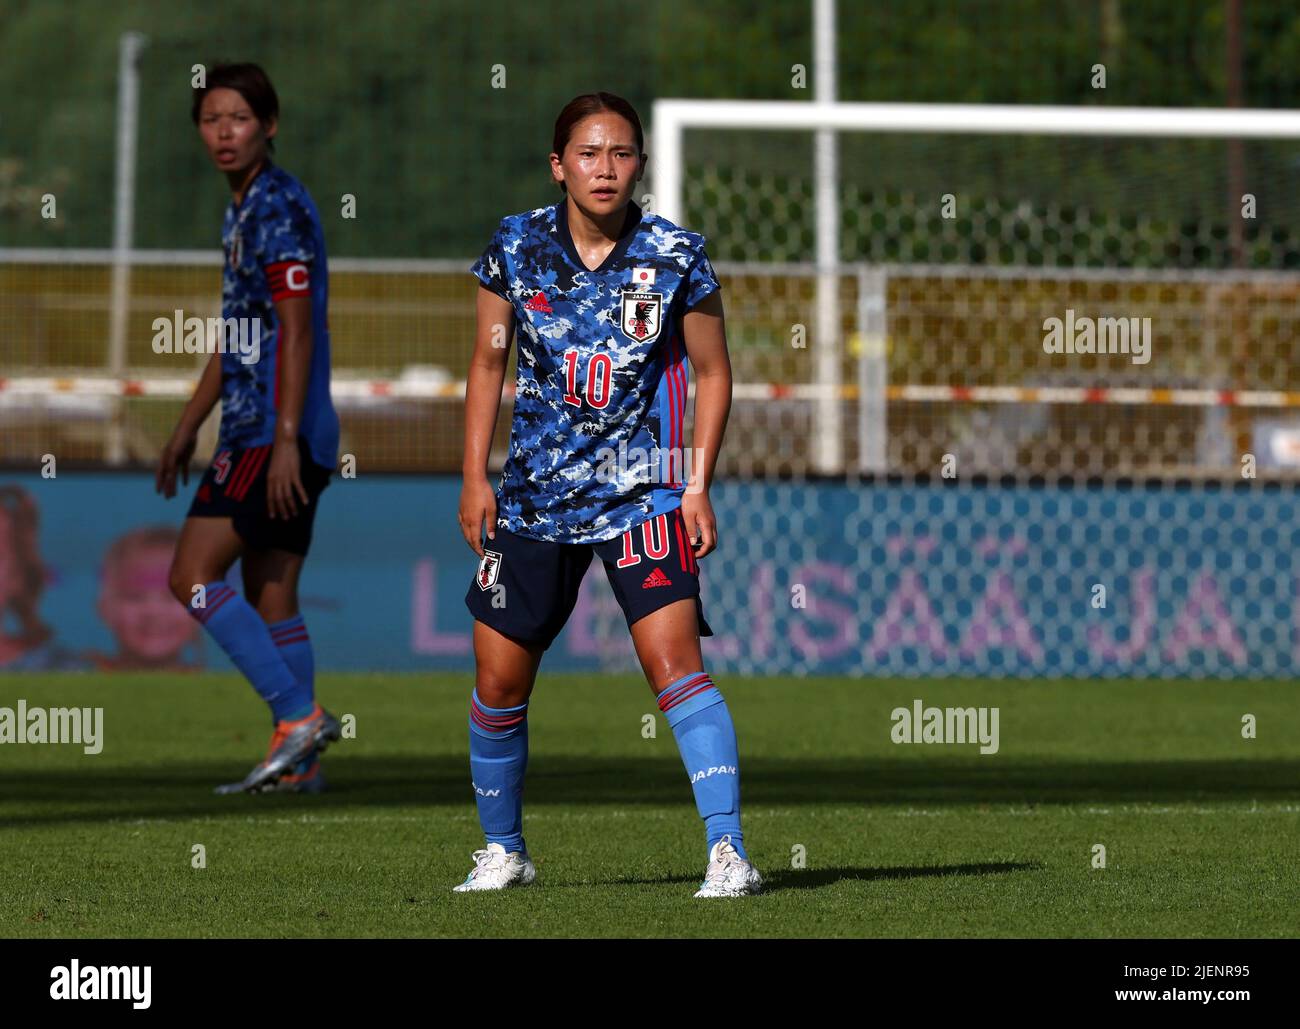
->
[562,349,613,410]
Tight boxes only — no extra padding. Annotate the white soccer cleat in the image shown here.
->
[451,842,537,892]
[694,835,763,898]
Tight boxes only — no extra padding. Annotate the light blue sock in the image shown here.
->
[657,672,746,860]
[269,615,318,772]
[269,615,314,700]
[188,582,312,723]
[468,690,529,854]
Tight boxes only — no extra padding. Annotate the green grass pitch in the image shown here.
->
[1,673,1297,938]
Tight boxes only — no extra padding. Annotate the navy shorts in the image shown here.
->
[465,507,713,649]
[186,436,331,556]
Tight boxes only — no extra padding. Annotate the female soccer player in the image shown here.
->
[456,92,760,896]
[156,63,340,794]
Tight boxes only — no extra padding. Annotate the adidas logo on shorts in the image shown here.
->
[642,568,672,589]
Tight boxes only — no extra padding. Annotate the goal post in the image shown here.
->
[650,99,1300,476]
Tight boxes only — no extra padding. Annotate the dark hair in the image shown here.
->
[551,92,644,193]
[191,62,279,151]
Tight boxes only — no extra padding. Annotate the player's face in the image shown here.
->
[553,113,644,216]
[198,88,275,176]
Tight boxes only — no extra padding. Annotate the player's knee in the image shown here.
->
[651,666,718,696]
[168,562,202,606]
[252,594,295,624]
[473,672,530,709]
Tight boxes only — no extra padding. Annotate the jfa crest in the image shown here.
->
[228,228,244,270]
[477,549,503,591]
[620,290,663,343]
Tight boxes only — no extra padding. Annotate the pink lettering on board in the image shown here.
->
[958,572,1044,661]
[1161,572,1247,665]
[1087,570,1156,661]
[410,559,470,655]
[789,561,858,662]
[869,569,948,660]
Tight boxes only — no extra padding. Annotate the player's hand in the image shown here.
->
[459,476,497,558]
[267,439,309,520]
[680,489,717,559]
[155,429,197,499]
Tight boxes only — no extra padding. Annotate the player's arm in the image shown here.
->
[156,352,223,498]
[459,285,516,557]
[679,289,733,559]
[266,293,313,520]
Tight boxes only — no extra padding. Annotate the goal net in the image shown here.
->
[622,101,1300,678]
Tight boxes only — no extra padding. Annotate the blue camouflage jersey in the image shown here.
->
[218,162,339,470]
[471,200,721,544]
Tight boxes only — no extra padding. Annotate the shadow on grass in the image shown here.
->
[760,860,1041,892]
[2,753,1298,829]
[570,860,1041,890]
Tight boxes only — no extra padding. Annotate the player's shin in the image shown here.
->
[187,581,312,721]
[657,672,746,859]
[467,690,529,854]
[268,614,314,701]
[269,614,318,777]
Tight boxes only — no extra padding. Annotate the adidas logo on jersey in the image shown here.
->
[524,290,552,314]
[642,568,672,589]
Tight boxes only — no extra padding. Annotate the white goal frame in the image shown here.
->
[650,99,1300,474]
